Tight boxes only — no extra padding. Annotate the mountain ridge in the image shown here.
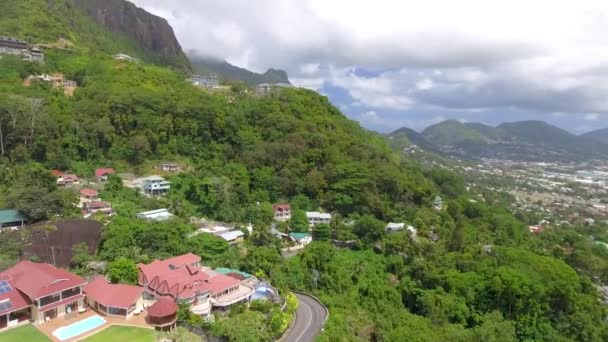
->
[389,120,608,161]
[190,55,291,86]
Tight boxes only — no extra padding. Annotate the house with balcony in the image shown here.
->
[138,253,254,317]
[82,201,113,218]
[142,176,171,196]
[272,204,291,221]
[0,261,86,330]
[306,211,331,226]
[189,74,219,89]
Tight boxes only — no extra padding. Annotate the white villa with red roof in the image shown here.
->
[0,261,86,330]
[138,253,254,316]
[272,204,291,221]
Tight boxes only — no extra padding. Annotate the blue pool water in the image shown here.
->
[251,285,274,301]
[52,315,106,340]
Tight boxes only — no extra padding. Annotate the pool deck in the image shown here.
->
[35,308,152,342]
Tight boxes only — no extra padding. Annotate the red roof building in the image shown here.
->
[95,168,115,182]
[79,188,98,199]
[82,201,113,218]
[50,170,64,177]
[272,204,291,221]
[147,298,177,330]
[0,261,86,329]
[84,276,142,319]
[138,253,249,317]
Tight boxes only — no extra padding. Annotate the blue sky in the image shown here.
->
[131,0,608,134]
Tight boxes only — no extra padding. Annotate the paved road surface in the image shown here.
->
[284,293,328,342]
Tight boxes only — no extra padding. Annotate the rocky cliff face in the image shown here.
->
[72,0,189,68]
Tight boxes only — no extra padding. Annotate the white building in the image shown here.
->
[113,54,140,63]
[306,212,331,226]
[219,230,245,244]
[136,209,174,221]
[189,74,219,88]
[142,176,171,196]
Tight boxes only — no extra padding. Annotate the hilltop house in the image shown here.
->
[306,211,331,226]
[95,168,115,182]
[0,261,86,330]
[0,210,25,230]
[0,37,44,63]
[272,204,291,221]
[189,75,219,88]
[138,253,254,317]
[255,82,292,96]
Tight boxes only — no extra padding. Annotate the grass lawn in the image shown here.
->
[0,324,51,342]
[82,325,155,342]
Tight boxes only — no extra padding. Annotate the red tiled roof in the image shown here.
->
[95,168,115,177]
[0,261,86,300]
[79,188,98,197]
[207,273,240,296]
[147,298,177,318]
[87,201,110,209]
[62,174,79,182]
[51,170,64,177]
[84,276,142,309]
[138,254,208,300]
[272,204,291,211]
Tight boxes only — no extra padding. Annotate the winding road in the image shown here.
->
[283,293,328,342]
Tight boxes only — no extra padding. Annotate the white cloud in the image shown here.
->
[584,113,600,121]
[129,0,608,126]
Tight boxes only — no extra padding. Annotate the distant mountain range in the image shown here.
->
[190,56,291,86]
[389,120,608,162]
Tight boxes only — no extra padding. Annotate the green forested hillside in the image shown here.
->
[0,6,607,342]
[0,0,188,69]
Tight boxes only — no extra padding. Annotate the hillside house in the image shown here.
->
[0,37,44,63]
[82,201,113,218]
[0,210,25,230]
[306,211,331,226]
[433,196,443,211]
[138,253,254,317]
[24,73,77,96]
[79,188,98,206]
[272,204,291,221]
[219,230,245,244]
[159,162,180,172]
[95,168,115,182]
[189,75,219,88]
[0,261,86,330]
[57,173,79,186]
[143,176,171,196]
[289,232,312,248]
[136,209,174,221]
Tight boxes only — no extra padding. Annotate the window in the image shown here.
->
[61,287,81,299]
[39,294,60,307]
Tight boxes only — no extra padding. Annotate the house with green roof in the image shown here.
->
[289,232,312,248]
[0,210,25,230]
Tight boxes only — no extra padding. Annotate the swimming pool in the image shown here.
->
[52,315,106,341]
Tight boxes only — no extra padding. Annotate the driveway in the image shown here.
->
[283,293,328,342]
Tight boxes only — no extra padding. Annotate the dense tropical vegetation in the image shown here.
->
[0,1,607,341]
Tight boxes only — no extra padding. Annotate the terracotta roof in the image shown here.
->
[138,253,208,300]
[147,298,177,318]
[51,170,64,177]
[62,174,79,182]
[0,261,85,300]
[207,273,240,296]
[95,168,115,177]
[87,201,110,209]
[79,188,98,197]
[272,204,291,211]
[84,276,142,309]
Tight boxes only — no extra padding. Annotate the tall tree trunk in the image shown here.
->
[0,120,4,156]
